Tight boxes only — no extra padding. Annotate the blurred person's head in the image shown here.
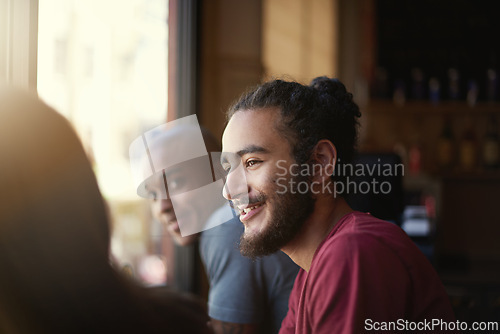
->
[0,87,210,333]
[0,86,115,332]
[138,125,222,246]
[0,87,111,261]
[222,77,361,258]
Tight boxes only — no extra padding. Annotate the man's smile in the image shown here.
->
[239,202,266,222]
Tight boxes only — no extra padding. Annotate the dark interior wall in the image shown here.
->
[197,0,263,143]
[376,0,500,102]
[440,177,500,261]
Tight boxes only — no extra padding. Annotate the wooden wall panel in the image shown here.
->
[262,0,338,84]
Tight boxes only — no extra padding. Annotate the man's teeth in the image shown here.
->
[242,204,263,214]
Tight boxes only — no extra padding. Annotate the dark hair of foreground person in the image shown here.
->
[0,87,211,334]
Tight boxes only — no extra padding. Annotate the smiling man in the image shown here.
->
[130,118,299,334]
[221,77,456,333]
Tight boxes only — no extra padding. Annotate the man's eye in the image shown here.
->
[246,159,261,168]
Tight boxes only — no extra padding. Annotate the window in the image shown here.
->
[37,0,169,286]
[2,0,199,292]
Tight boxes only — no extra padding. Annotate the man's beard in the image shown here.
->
[239,173,315,259]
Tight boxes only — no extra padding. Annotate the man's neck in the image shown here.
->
[282,196,353,272]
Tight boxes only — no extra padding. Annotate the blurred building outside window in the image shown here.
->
[37,0,169,286]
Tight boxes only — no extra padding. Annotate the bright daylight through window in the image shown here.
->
[37,0,169,284]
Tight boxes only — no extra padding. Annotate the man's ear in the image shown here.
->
[310,140,337,181]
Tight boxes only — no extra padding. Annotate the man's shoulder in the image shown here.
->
[331,211,405,242]
[316,212,411,261]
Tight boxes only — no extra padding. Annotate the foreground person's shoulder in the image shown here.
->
[145,286,212,334]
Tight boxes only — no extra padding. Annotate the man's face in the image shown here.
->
[222,108,315,258]
[146,159,213,246]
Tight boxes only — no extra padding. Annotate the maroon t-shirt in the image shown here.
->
[280,212,456,334]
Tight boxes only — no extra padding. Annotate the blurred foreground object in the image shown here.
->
[0,86,210,334]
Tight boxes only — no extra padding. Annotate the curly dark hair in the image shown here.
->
[227,76,361,185]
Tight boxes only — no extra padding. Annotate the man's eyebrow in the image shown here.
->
[220,145,269,165]
[236,145,269,156]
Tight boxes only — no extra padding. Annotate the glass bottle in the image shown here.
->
[429,77,440,105]
[437,116,455,171]
[459,118,478,171]
[448,68,460,101]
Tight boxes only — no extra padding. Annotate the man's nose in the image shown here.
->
[222,166,249,204]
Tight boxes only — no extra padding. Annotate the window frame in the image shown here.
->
[0,0,38,89]
[2,0,202,295]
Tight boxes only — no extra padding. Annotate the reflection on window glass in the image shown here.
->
[37,0,169,285]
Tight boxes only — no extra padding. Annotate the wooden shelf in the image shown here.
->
[403,170,500,182]
[365,100,500,115]
[438,170,500,181]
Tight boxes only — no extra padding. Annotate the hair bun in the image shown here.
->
[309,76,361,118]
[309,76,346,95]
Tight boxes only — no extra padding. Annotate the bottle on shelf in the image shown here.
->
[409,145,422,176]
[466,80,479,107]
[436,116,455,171]
[459,118,478,171]
[409,136,423,176]
[393,79,406,106]
[448,68,460,101]
[411,68,425,100]
[428,77,440,105]
[482,115,500,169]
